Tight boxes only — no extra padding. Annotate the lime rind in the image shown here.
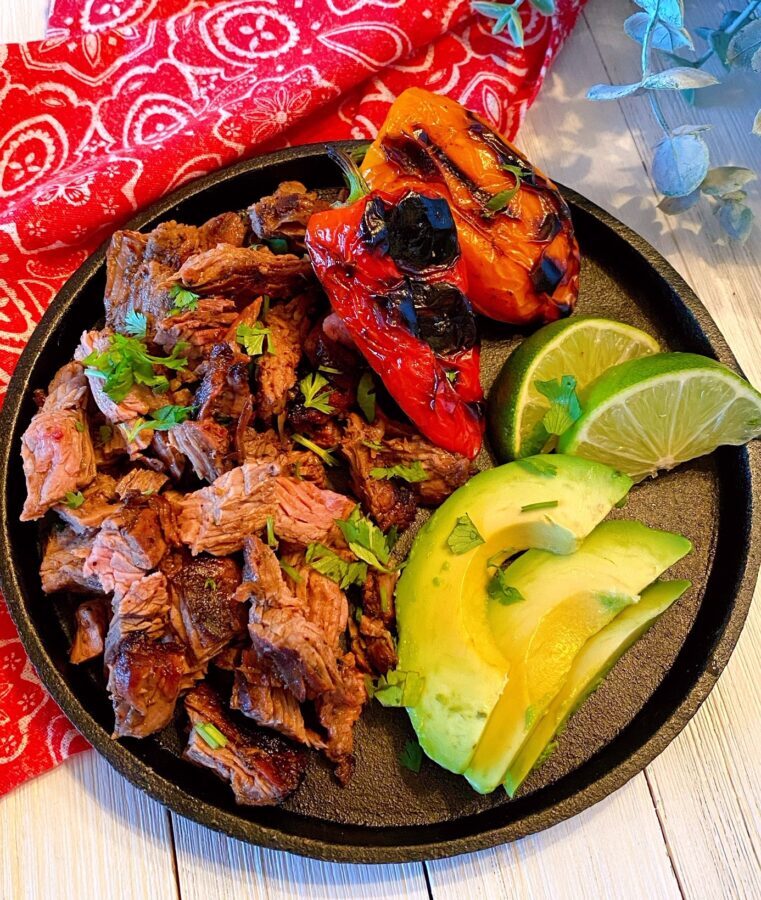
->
[489,317,660,462]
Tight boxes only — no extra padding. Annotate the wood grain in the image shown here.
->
[0,752,179,900]
[0,0,46,43]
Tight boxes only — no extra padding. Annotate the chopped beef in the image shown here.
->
[241,536,340,701]
[340,414,417,532]
[231,651,323,747]
[104,214,248,332]
[54,472,118,533]
[151,431,186,481]
[351,571,399,677]
[70,598,109,664]
[172,244,312,301]
[287,401,343,448]
[108,630,187,738]
[115,468,169,498]
[84,495,178,598]
[40,527,103,595]
[303,316,361,377]
[315,653,368,784]
[41,361,90,411]
[236,425,327,486]
[381,430,472,505]
[255,293,315,419]
[194,342,251,422]
[273,477,355,547]
[184,683,307,806]
[180,462,279,556]
[169,420,231,483]
[76,330,160,424]
[225,297,264,344]
[248,181,335,250]
[164,553,246,666]
[212,646,243,671]
[20,383,97,520]
[286,553,348,651]
[153,298,238,362]
[105,571,173,658]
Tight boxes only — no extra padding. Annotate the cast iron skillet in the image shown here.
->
[0,142,759,864]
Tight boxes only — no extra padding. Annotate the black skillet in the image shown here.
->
[0,141,758,863]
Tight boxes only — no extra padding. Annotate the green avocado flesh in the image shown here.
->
[463,521,692,794]
[503,578,691,797]
[395,455,632,775]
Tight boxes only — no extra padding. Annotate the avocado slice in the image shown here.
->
[464,520,691,794]
[503,578,690,797]
[395,455,632,775]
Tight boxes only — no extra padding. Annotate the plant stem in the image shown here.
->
[693,0,761,67]
[642,3,671,137]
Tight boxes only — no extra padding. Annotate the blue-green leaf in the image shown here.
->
[700,166,757,197]
[528,0,555,14]
[634,0,684,28]
[506,7,524,47]
[727,20,761,71]
[587,81,644,101]
[717,200,754,242]
[652,133,710,197]
[671,124,711,136]
[658,190,701,214]
[641,67,719,91]
[624,13,692,51]
[753,110,761,136]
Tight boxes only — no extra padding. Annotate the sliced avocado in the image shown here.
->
[395,455,632,775]
[464,520,691,794]
[504,578,690,797]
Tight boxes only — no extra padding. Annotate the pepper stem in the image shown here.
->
[327,145,370,204]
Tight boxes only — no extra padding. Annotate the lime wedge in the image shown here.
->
[489,317,659,461]
[558,352,761,479]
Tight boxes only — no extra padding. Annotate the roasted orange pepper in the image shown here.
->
[362,88,580,325]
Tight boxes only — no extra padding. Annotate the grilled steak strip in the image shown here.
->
[184,683,307,806]
[54,472,118,533]
[70,598,109,664]
[169,420,231,483]
[315,653,368,785]
[40,527,103,595]
[248,182,336,251]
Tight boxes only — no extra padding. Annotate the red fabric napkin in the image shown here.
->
[0,0,585,797]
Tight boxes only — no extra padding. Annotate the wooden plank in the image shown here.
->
[171,813,431,900]
[0,0,46,43]
[426,777,681,900]
[0,751,179,900]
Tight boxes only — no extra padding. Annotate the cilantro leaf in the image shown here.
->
[82,333,189,403]
[399,739,423,773]
[368,670,424,708]
[236,321,272,357]
[74,420,85,433]
[123,404,193,443]
[319,365,342,375]
[204,578,217,592]
[168,283,200,316]
[370,461,428,484]
[361,439,384,451]
[98,425,113,445]
[520,500,559,512]
[124,310,147,338]
[265,515,278,549]
[279,560,303,583]
[535,375,582,436]
[447,514,484,554]
[357,371,376,422]
[336,506,396,572]
[300,372,335,414]
[305,543,367,589]
[485,164,528,212]
[487,567,525,606]
[64,491,85,509]
[292,434,339,466]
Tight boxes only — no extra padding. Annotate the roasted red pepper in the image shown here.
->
[305,151,484,459]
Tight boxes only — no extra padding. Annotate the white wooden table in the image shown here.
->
[2,2,760,897]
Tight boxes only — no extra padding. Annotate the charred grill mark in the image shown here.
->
[466,119,545,190]
[380,135,437,178]
[408,127,494,209]
[530,255,566,296]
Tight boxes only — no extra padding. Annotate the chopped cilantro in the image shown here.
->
[305,543,367,589]
[486,163,529,212]
[74,420,85,433]
[292,434,338,467]
[336,506,396,573]
[535,375,582,436]
[361,438,384,451]
[204,578,217,592]
[236,321,272,357]
[123,404,193,443]
[300,372,335,414]
[318,365,342,375]
[357,371,376,423]
[98,425,113,445]
[168,283,200,315]
[399,739,423,773]
[265,515,278,549]
[487,568,525,606]
[124,310,147,338]
[266,237,289,254]
[64,491,85,509]
[279,560,303,583]
[520,500,559,513]
[446,514,484,554]
[82,333,189,403]
[194,722,228,750]
[445,369,458,385]
[368,670,424,708]
[370,461,428,484]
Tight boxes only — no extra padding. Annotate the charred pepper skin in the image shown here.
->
[306,188,484,460]
[361,88,581,326]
